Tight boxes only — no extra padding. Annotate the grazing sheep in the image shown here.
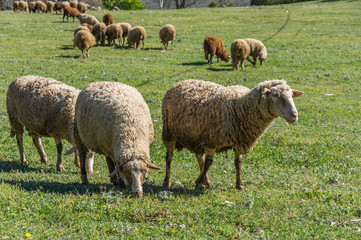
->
[13,1,20,13]
[63,7,80,22]
[19,1,29,12]
[230,39,250,71]
[77,2,87,13]
[46,1,55,13]
[162,79,303,190]
[54,2,62,14]
[203,36,229,66]
[74,81,161,197]
[36,1,47,14]
[103,13,113,26]
[159,24,176,50]
[78,14,99,26]
[74,30,95,58]
[61,1,70,10]
[6,75,94,173]
[127,26,146,50]
[105,24,123,47]
[92,23,107,46]
[244,38,268,66]
[118,22,132,47]
[73,24,92,48]
[70,1,78,8]
[28,1,37,13]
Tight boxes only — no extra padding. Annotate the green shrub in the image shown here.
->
[227,2,234,7]
[208,1,217,7]
[251,0,312,5]
[103,0,147,10]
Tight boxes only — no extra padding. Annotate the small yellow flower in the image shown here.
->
[25,233,31,238]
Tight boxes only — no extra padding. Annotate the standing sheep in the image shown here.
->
[70,1,78,8]
[244,38,268,67]
[36,1,47,14]
[203,36,230,66]
[73,24,92,48]
[127,26,146,50]
[46,1,55,13]
[13,1,20,13]
[61,1,70,10]
[230,39,250,71]
[74,30,95,58]
[63,7,80,22]
[162,79,303,190]
[54,2,62,14]
[105,24,123,47]
[6,75,94,173]
[118,22,132,47]
[28,1,37,13]
[78,14,99,26]
[103,13,114,26]
[74,81,161,197]
[159,24,176,50]
[77,2,87,13]
[19,1,29,12]
[92,23,107,46]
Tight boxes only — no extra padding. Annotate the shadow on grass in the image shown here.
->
[0,159,45,173]
[207,67,232,72]
[59,45,73,50]
[180,61,208,66]
[57,55,80,59]
[51,21,66,24]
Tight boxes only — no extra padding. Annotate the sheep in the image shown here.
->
[13,1,20,13]
[63,7,80,22]
[73,24,92,48]
[36,1,46,14]
[92,23,107,46]
[203,36,229,66]
[46,1,55,13]
[6,75,94,173]
[105,24,123,47]
[70,1,78,9]
[19,1,29,12]
[162,79,303,190]
[61,1,70,11]
[74,81,161,197]
[159,24,176,50]
[127,26,146,50]
[103,13,113,26]
[74,30,95,58]
[54,2,62,14]
[78,14,99,26]
[118,22,132,47]
[243,38,268,67]
[77,2,87,13]
[230,39,250,71]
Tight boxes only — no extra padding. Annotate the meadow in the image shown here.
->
[0,0,360,238]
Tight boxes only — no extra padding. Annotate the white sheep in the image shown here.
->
[6,75,94,173]
[162,79,303,190]
[78,13,99,26]
[74,81,161,197]
[230,39,250,71]
[244,38,268,66]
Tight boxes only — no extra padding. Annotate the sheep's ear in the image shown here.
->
[261,88,271,99]
[109,165,123,177]
[148,162,161,170]
[292,90,303,98]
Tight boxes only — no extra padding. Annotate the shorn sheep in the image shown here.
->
[103,13,114,26]
[105,24,123,47]
[118,22,132,47]
[6,75,94,173]
[203,36,230,66]
[162,79,303,190]
[92,23,107,46]
[74,81,161,197]
[230,39,250,71]
[63,7,80,22]
[244,38,268,67]
[127,26,146,50]
[74,30,95,58]
[78,14,99,26]
[159,24,176,50]
[77,2,87,13]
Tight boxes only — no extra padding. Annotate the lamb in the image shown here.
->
[105,24,123,47]
[73,24,92,48]
[203,36,230,66]
[159,24,176,50]
[19,1,28,12]
[77,2,87,13]
[70,1,78,8]
[36,1,46,14]
[74,30,95,58]
[127,26,146,50]
[54,2,62,14]
[6,75,94,173]
[92,23,107,46]
[243,38,268,67]
[46,1,55,13]
[230,39,250,71]
[162,79,303,190]
[103,13,113,26]
[78,14,99,26]
[74,81,161,197]
[13,1,20,13]
[63,6,80,22]
[118,22,132,47]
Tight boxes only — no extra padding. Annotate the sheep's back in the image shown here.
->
[159,24,176,42]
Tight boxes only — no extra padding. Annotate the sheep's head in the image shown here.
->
[110,154,161,198]
[260,80,303,123]
[220,50,230,63]
[259,46,267,65]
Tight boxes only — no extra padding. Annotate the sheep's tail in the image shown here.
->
[64,145,77,156]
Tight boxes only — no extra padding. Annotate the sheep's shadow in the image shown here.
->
[180,61,208,66]
[207,67,233,72]
[0,159,44,173]
[51,21,67,24]
[59,45,73,50]
[57,55,80,59]
[142,47,163,51]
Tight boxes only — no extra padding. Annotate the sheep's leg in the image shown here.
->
[55,138,65,171]
[171,41,173,50]
[85,151,95,174]
[241,59,246,72]
[106,156,126,189]
[163,141,175,188]
[204,51,209,62]
[32,137,49,164]
[209,55,213,66]
[195,149,215,188]
[74,150,80,168]
[141,39,145,50]
[16,133,27,163]
[196,153,213,188]
[253,56,257,67]
[234,153,245,190]
[80,151,89,184]
[246,57,255,66]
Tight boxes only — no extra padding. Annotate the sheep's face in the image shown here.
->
[220,50,230,63]
[264,86,303,123]
[259,47,267,65]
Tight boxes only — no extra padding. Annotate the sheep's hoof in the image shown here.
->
[81,175,89,184]
[41,158,49,164]
[203,181,213,188]
[163,179,171,188]
[236,185,246,191]
[57,164,65,172]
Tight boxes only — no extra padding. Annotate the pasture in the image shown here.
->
[0,0,360,238]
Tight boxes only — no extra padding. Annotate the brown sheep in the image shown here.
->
[73,24,92,48]
[13,1,20,13]
[127,26,146,50]
[70,1,78,8]
[92,23,107,46]
[118,22,132,47]
[77,2,87,13]
[54,2,62,14]
[28,1,37,13]
[106,24,123,47]
[74,30,95,58]
[61,1,70,10]
[230,39,250,71]
[46,1,55,13]
[19,1,29,12]
[63,7,80,22]
[159,24,176,50]
[36,1,47,14]
[103,13,114,26]
[203,36,229,66]
[244,38,268,67]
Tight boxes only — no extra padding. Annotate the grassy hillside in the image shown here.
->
[0,1,361,238]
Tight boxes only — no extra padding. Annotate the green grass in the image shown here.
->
[1,1,361,238]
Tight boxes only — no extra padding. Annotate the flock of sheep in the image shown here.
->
[8,2,303,197]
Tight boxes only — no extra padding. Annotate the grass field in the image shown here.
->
[0,0,361,238]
